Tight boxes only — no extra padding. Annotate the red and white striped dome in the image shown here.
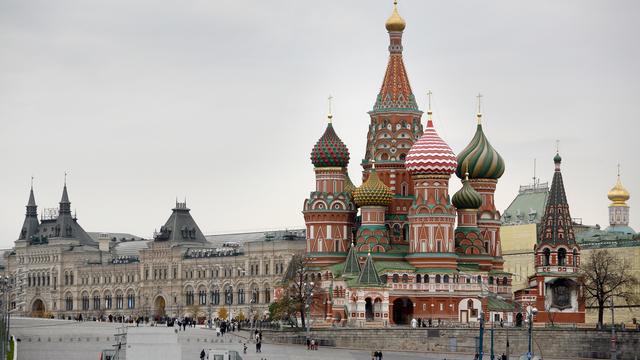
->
[405,118,457,175]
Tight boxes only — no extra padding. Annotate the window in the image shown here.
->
[238,288,245,304]
[105,295,112,309]
[186,290,194,306]
[264,287,271,303]
[402,274,409,283]
[82,294,89,310]
[488,276,494,285]
[211,289,220,305]
[93,295,100,310]
[225,287,233,305]
[543,248,551,266]
[443,275,449,284]
[116,294,124,309]
[380,275,388,283]
[424,275,429,283]
[65,294,73,311]
[199,290,207,305]
[392,274,399,283]
[264,263,269,275]
[416,274,422,283]
[435,275,441,283]
[127,294,135,309]
[558,248,567,266]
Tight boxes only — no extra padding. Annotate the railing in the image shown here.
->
[389,283,512,294]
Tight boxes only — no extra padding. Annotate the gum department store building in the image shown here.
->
[2,181,304,321]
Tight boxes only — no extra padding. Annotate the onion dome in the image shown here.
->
[385,0,406,32]
[455,113,505,180]
[452,173,483,210]
[344,172,357,195]
[554,153,562,164]
[405,113,458,175]
[608,175,630,206]
[353,166,393,207]
[310,116,350,168]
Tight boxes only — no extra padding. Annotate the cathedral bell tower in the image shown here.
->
[363,1,423,245]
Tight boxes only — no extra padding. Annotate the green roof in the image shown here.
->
[487,297,515,312]
[501,183,549,225]
[357,254,382,285]
[342,243,361,276]
[374,261,415,272]
[415,268,457,274]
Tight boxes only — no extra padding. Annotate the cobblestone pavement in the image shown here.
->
[10,317,545,360]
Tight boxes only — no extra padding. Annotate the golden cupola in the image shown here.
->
[608,174,630,207]
[385,1,406,32]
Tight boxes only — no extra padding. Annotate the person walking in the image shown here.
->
[200,349,206,360]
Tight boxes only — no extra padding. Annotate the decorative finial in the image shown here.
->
[31,175,34,189]
[64,171,68,186]
[371,159,376,169]
[617,163,621,178]
[476,93,483,124]
[426,90,433,113]
[327,94,333,123]
[463,161,470,180]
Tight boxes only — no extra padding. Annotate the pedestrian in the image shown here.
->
[411,318,417,328]
[501,353,507,360]
[307,338,311,350]
[378,350,383,360]
[310,339,315,350]
[243,342,247,354]
[371,350,376,360]
[200,349,206,360]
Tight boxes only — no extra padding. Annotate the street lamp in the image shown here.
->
[303,281,314,344]
[478,311,485,360]
[527,306,538,360]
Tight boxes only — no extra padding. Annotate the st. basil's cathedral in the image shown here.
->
[302,2,517,326]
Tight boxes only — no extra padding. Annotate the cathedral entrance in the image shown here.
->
[515,313,523,327]
[392,297,413,325]
[31,299,45,318]
[154,296,166,319]
[365,297,374,321]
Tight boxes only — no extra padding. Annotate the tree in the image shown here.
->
[217,307,228,320]
[237,310,245,321]
[281,252,322,329]
[579,249,640,327]
[268,296,298,325]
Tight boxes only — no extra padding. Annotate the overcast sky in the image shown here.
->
[1,0,638,247]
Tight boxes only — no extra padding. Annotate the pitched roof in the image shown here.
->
[342,243,361,276]
[154,202,207,243]
[501,182,549,225]
[537,154,576,246]
[357,253,381,285]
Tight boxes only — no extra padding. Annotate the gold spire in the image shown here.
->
[608,164,630,206]
[385,0,406,32]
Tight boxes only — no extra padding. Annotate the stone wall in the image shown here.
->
[265,327,640,360]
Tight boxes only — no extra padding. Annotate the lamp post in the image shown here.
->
[303,281,314,344]
[610,297,616,360]
[527,307,538,360]
[478,311,485,360]
[490,319,495,360]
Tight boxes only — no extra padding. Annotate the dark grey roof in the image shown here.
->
[113,239,151,256]
[154,202,207,243]
[87,232,144,242]
[501,182,549,225]
[19,187,40,241]
[357,253,381,285]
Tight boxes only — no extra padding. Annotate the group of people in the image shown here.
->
[473,353,508,360]
[305,338,320,350]
[371,350,383,359]
[410,317,443,328]
[254,329,264,353]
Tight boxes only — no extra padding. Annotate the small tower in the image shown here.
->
[452,169,485,254]
[17,181,40,243]
[530,152,584,323]
[455,100,505,260]
[606,165,634,234]
[404,97,458,259]
[303,106,357,265]
[353,162,393,252]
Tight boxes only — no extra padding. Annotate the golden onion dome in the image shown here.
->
[608,175,630,206]
[385,1,406,32]
[353,167,393,207]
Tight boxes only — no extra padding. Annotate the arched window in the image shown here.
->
[65,293,73,311]
[105,292,112,309]
[127,292,135,309]
[238,287,245,304]
[435,274,441,283]
[380,275,388,284]
[558,248,567,266]
[400,182,408,196]
[81,293,89,310]
[186,288,194,306]
[488,276,494,285]
[392,274,399,283]
[211,288,220,305]
[543,248,551,266]
[264,286,271,303]
[424,275,429,283]
[199,289,207,305]
[573,249,578,266]
[402,274,409,283]
[443,275,450,284]
[477,275,482,283]
[93,293,101,310]
[502,277,508,286]
[416,274,422,283]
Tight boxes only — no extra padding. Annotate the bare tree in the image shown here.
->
[281,253,322,329]
[579,249,640,327]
